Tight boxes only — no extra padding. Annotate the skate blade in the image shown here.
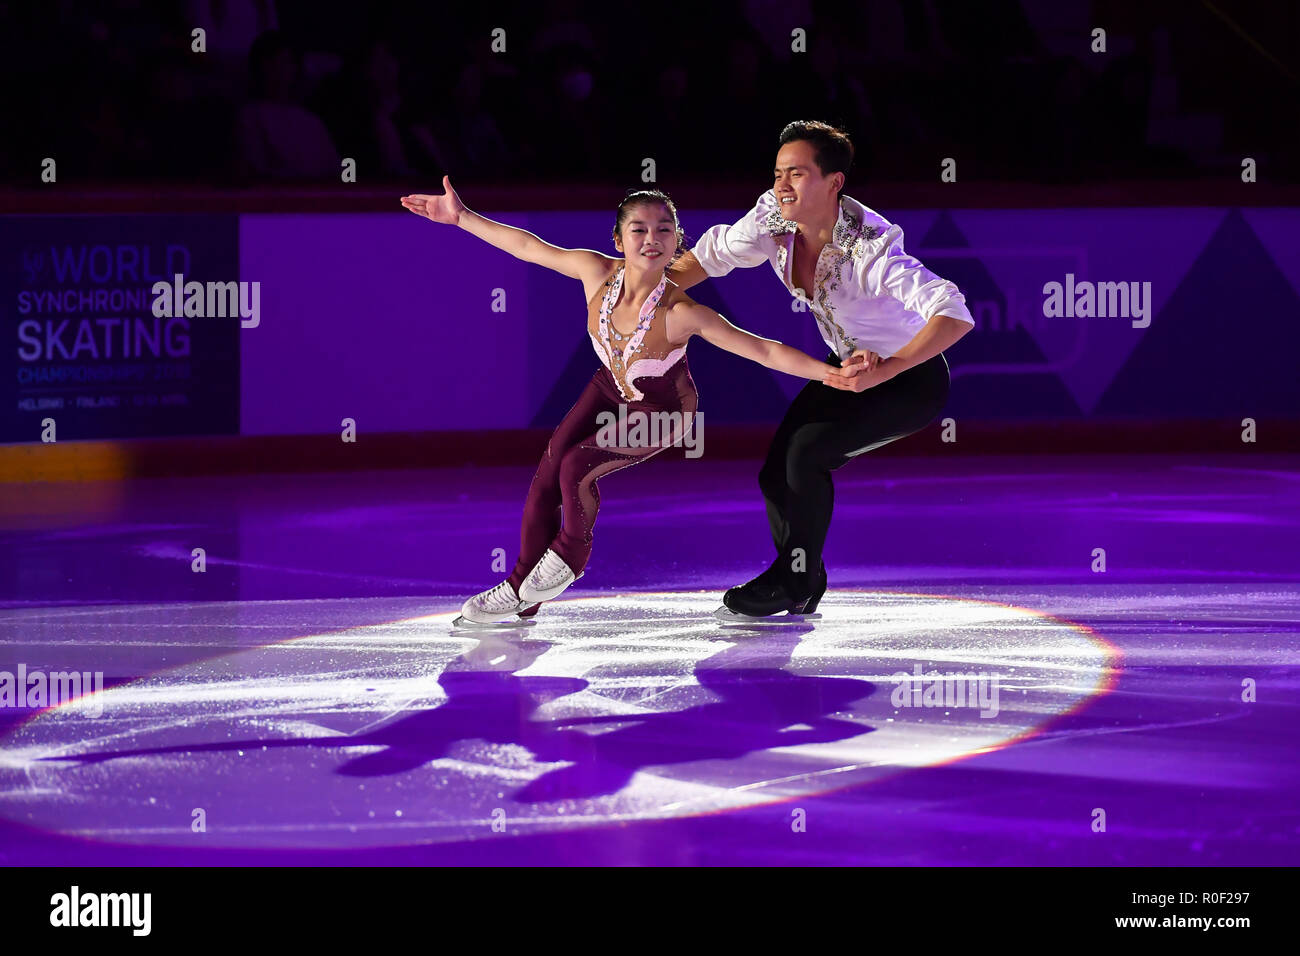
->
[713,607,823,624]
[451,615,538,630]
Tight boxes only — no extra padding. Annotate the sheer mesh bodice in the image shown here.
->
[587,264,688,402]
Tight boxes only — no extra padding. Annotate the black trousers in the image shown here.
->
[758,351,951,596]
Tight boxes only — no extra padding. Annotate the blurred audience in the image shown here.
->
[1,0,1295,186]
[234,29,339,180]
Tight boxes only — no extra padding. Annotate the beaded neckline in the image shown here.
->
[597,265,667,375]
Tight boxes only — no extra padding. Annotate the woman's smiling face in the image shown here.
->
[615,203,679,265]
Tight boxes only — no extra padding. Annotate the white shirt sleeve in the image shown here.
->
[690,191,778,277]
[865,233,975,325]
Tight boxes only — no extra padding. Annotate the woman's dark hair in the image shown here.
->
[613,189,687,259]
[778,120,854,193]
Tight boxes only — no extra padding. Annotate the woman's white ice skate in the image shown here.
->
[518,548,577,604]
[452,580,536,629]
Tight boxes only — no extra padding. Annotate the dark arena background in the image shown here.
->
[0,0,1297,933]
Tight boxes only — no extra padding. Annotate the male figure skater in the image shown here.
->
[670,120,974,617]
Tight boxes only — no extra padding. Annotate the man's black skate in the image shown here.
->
[717,562,827,620]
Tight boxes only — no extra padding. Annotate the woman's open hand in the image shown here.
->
[400,175,466,226]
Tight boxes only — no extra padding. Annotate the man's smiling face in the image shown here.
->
[773,139,842,222]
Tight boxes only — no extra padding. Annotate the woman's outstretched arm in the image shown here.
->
[668,301,854,385]
[401,176,612,285]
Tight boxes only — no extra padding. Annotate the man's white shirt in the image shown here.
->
[690,190,974,359]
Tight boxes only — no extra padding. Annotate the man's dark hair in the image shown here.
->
[778,121,854,193]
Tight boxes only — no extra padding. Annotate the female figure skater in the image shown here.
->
[400,177,854,625]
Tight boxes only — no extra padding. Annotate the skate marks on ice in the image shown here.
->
[0,592,1112,848]
[714,607,823,625]
[451,615,538,630]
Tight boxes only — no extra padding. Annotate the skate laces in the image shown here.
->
[477,580,519,609]
[529,551,571,587]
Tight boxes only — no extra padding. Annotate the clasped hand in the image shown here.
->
[822,349,896,392]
